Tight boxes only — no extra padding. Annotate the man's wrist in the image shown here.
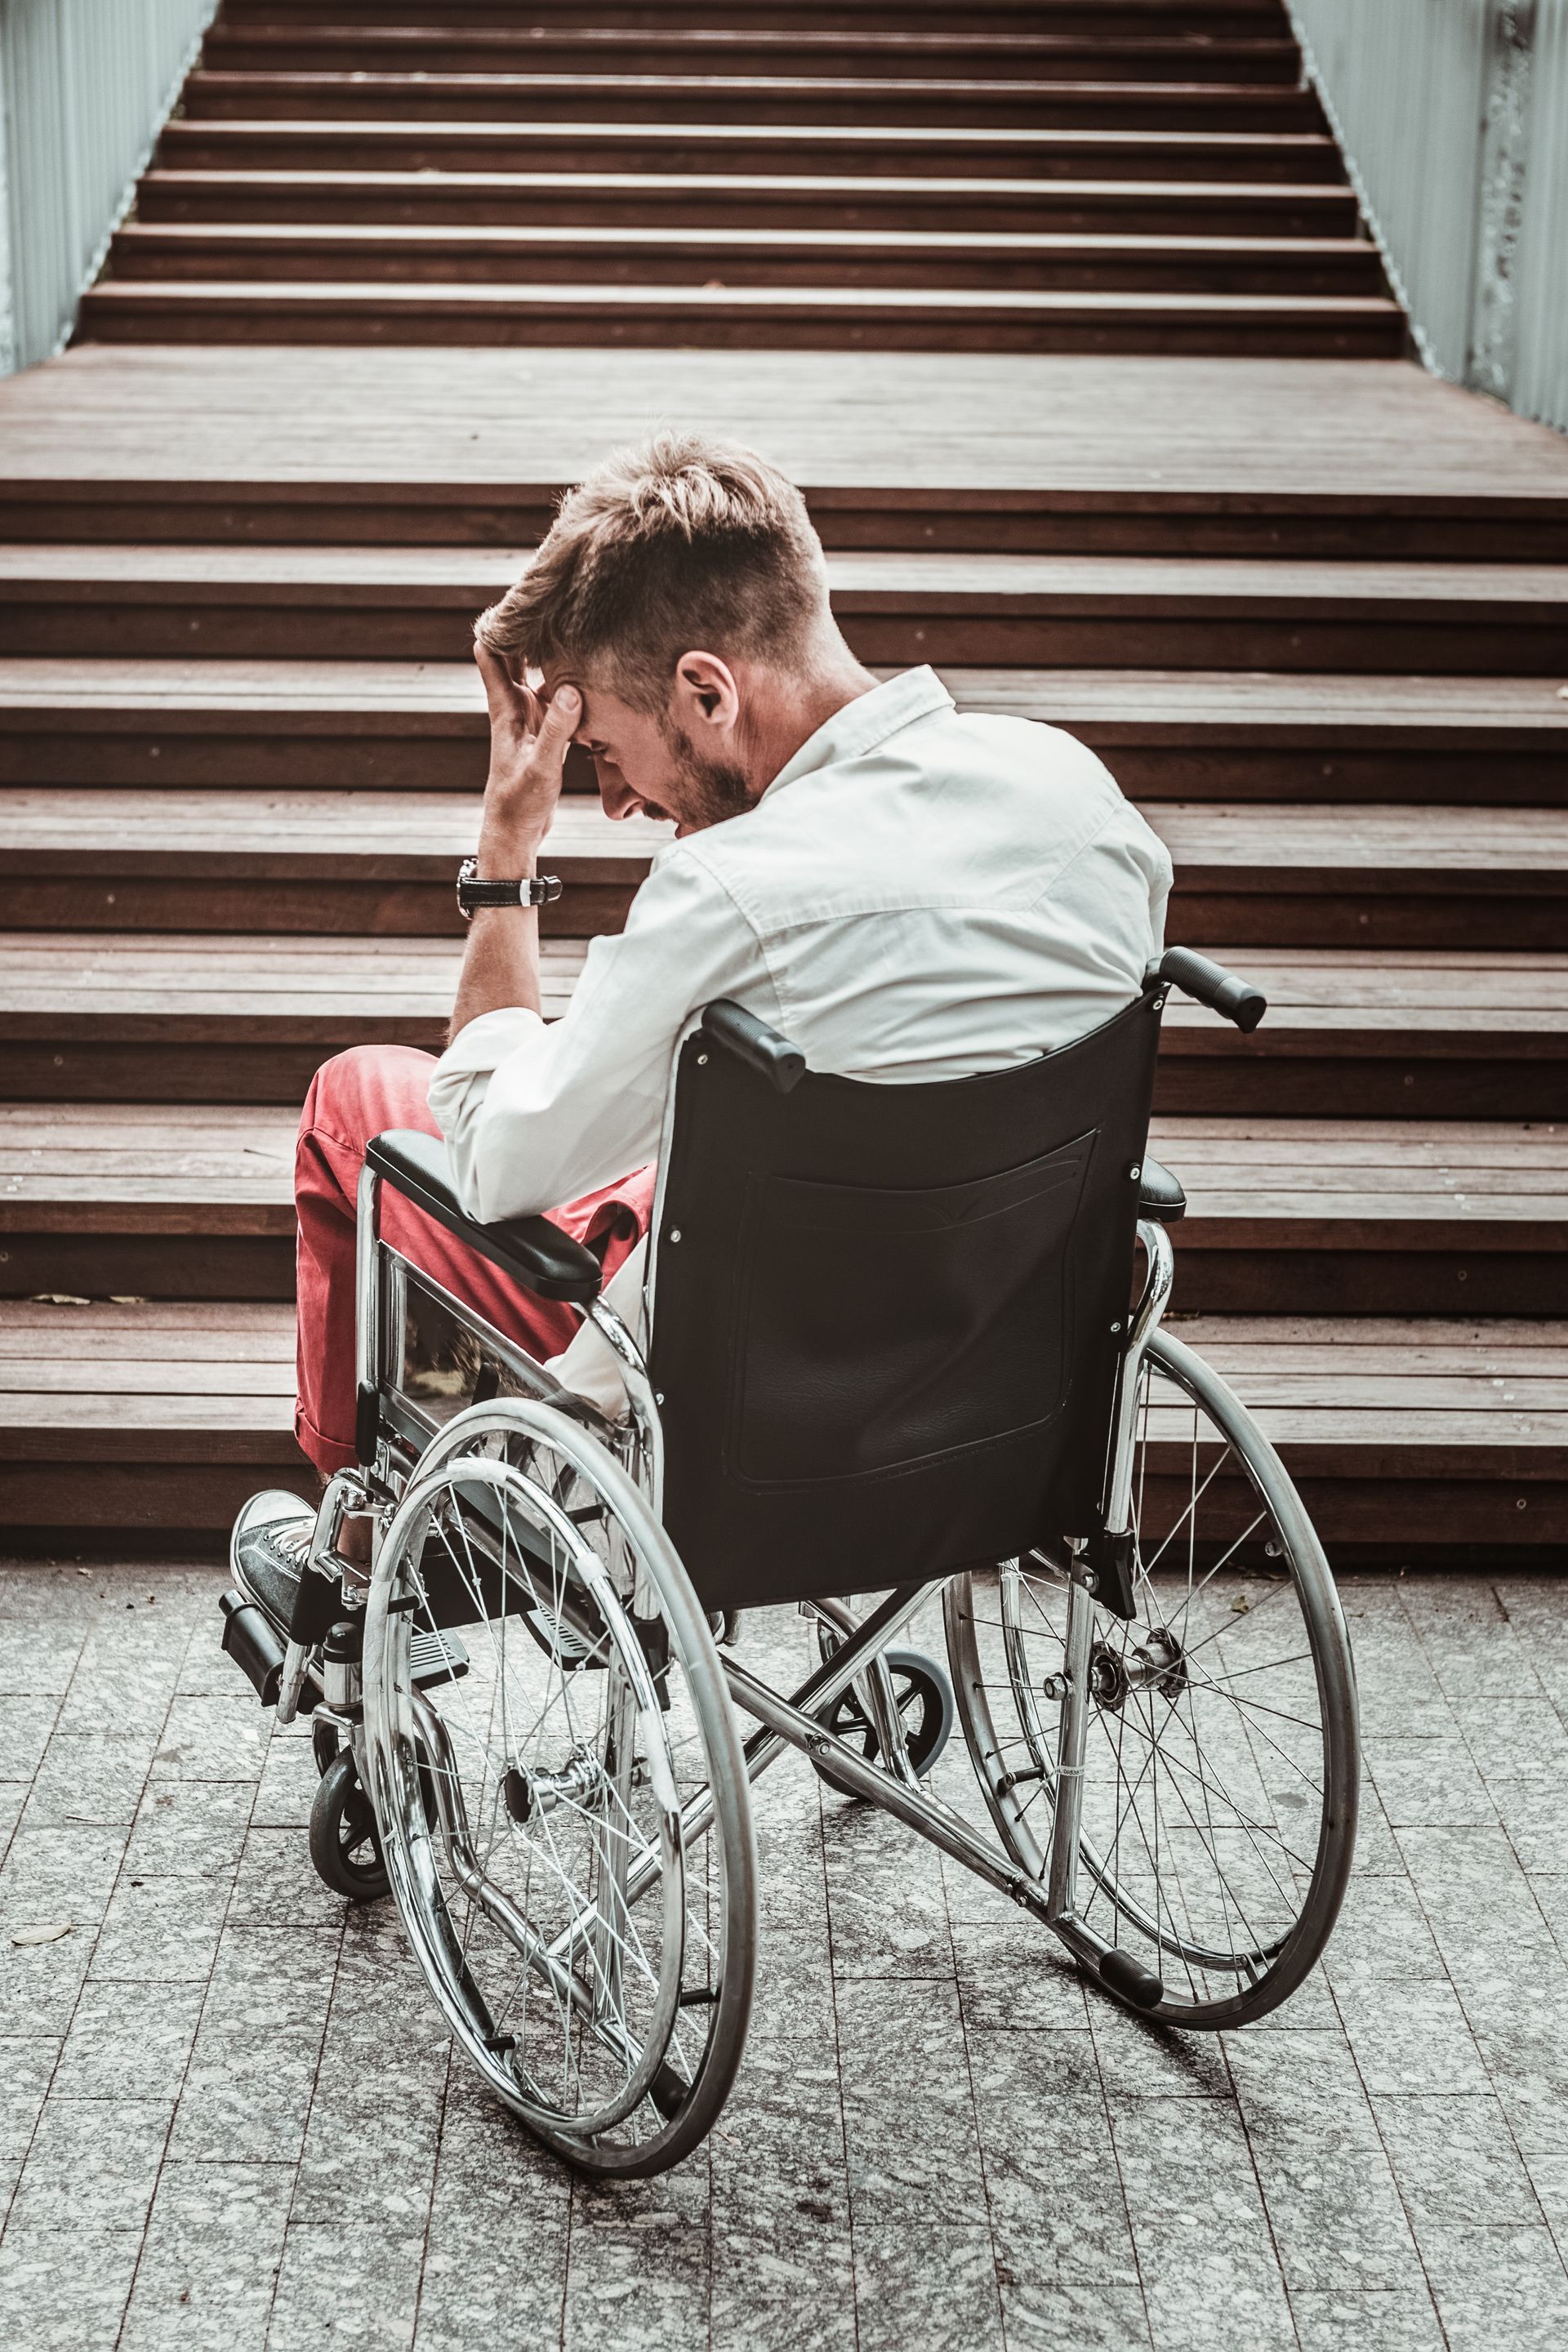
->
[475,835,544,881]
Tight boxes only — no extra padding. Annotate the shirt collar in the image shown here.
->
[760,665,956,803]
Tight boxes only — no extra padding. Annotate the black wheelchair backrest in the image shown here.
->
[648,983,1165,1611]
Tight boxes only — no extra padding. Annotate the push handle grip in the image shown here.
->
[701,999,808,1093]
[1151,947,1267,1034]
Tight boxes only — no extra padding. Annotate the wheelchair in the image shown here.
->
[218,946,1359,2178]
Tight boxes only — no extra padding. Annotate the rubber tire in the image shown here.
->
[308,1746,390,1903]
[813,1647,956,1798]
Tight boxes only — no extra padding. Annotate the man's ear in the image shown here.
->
[674,651,740,730]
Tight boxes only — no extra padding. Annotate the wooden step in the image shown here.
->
[970,670,1568,802]
[0,931,587,1104]
[213,2,1291,29]
[12,348,1561,561]
[176,70,1325,134]
[0,1104,298,1300]
[134,167,1363,239]
[0,548,1555,673]
[5,792,1565,953]
[2,1298,305,1551]
[198,26,1307,86]
[1153,1119,1568,1316]
[1153,804,1568,947]
[6,1106,1561,1318]
[77,278,1404,359]
[5,933,1564,1119]
[7,1298,1563,1554]
[0,660,1557,801]
[1156,1316,1568,1557]
[156,118,1348,185]
[106,222,1387,298]
[1156,950,1568,1121]
[0,657,497,790]
[0,787,657,936]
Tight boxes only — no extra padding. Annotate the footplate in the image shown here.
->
[410,1626,468,1690]
[218,1592,466,1705]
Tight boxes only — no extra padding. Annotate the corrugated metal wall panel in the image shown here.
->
[1513,0,1568,428]
[0,0,217,376]
[1289,0,1568,432]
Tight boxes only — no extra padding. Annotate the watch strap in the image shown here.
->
[457,858,563,915]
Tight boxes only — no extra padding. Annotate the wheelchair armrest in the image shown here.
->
[365,1129,604,1306]
[701,999,807,1093]
[1137,1156,1186,1224]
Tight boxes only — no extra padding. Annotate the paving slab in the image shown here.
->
[0,1559,1565,2350]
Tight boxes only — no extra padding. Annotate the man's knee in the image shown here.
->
[298,1043,442,1156]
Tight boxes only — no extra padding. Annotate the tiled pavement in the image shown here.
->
[2,1559,1566,2352]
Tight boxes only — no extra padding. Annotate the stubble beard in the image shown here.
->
[657,715,754,831]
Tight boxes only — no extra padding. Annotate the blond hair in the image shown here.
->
[475,431,829,709]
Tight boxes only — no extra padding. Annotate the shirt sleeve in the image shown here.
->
[1143,818,1173,956]
[546,1234,645,1420]
[427,842,768,1223]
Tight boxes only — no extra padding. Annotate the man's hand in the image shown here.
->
[446,644,579,1044]
[473,639,581,876]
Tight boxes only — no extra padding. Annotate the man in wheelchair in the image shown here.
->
[220,432,1359,2176]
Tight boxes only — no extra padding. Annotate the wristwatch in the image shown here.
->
[456,857,563,920]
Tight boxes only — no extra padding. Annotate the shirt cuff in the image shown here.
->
[429,1004,546,1086]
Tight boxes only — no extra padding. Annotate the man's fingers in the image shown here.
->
[534,684,581,766]
[473,635,528,719]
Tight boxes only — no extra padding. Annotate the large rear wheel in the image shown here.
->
[362,1399,756,2175]
[948,1329,1359,2027]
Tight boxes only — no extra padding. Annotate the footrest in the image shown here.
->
[410,1625,469,1690]
[218,1588,321,1715]
[220,1591,465,1701]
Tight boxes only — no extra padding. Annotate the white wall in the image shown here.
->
[1289,0,1568,432]
[0,0,217,375]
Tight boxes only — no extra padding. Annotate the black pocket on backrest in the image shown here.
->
[727,1129,1096,1487]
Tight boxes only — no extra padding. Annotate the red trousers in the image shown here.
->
[294,1045,655,1476]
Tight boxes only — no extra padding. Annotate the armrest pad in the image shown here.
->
[1137,1156,1187,1224]
[365,1129,604,1306]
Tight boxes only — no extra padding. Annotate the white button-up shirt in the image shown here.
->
[429,665,1172,1412]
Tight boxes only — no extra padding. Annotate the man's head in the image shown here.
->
[474,431,871,833]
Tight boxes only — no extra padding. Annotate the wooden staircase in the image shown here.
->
[2,0,1566,1559]
[82,0,1400,354]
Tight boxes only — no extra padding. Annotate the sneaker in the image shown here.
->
[230,1489,315,1636]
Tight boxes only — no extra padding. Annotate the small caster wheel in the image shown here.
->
[312,1720,339,1776]
[813,1647,956,1798]
[309,1746,388,1902]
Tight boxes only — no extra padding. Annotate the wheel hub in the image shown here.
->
[1131,1625,1188,1700]
[502,1742,607,1825]
[1089,1642,1130,1711]
[1087,1627,1188,1713]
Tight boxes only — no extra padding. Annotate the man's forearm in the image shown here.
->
[448,901,542,1042]
[449,658,580,1042]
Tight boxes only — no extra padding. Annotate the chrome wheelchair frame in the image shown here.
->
[222,953,1360,2176]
